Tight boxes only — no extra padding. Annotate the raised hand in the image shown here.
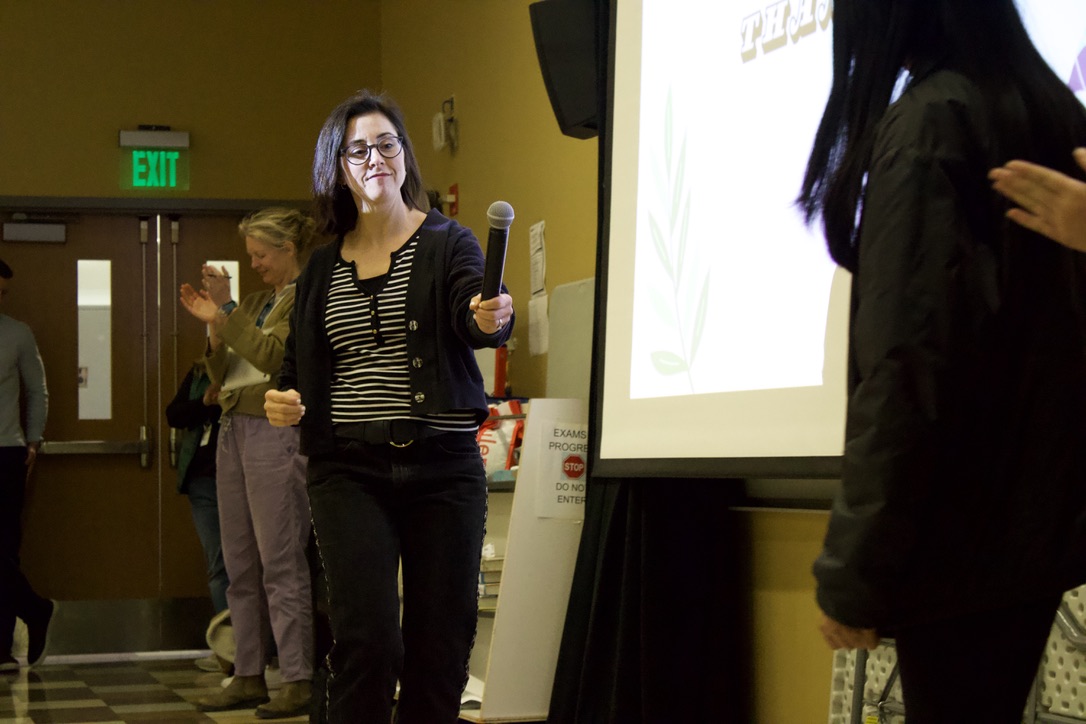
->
[990,148,1086,252]
[180,283,220,324]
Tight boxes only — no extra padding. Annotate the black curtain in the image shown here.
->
[547,477,753,723]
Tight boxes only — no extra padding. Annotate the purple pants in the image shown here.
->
[216,414,313,682]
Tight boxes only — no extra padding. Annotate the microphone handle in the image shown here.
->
[481,227,509,300]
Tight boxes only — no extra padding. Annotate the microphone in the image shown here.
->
[481,200,515,300]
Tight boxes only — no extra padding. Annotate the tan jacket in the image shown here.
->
[205,286,294,418]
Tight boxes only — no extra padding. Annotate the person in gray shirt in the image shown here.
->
[0,258,54,673]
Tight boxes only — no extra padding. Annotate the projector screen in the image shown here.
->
[593,0,1086,479]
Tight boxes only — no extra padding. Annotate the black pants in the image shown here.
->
[0,446,50,655]
[894,595,1061,723]
[307,432,487,724]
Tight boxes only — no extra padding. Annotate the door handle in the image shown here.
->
[169,427,179,469]
[40,425,154,469]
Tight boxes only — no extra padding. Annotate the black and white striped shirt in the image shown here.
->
[326,237,477,431]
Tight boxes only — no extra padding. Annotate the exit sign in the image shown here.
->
[120,148,190,190]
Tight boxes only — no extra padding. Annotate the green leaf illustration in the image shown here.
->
[689,273,710,364]
[649,287,674,326]
[647,87,708,392]
[670,134,687,232]
[664,89,674,174]
[675,191,691,282]
[648,213,674,282]
[651,350,688,375]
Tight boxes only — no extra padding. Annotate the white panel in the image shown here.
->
[77,260,112,420]
[545,278,594,401]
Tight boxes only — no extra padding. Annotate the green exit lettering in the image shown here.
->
[132,150,180,188]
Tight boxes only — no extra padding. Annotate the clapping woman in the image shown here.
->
[181,208,316,719]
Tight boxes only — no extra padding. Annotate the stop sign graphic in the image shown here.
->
[563,454,586,479]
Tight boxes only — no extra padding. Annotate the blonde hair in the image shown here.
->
[238,207,317,259]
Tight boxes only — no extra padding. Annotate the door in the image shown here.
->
[0,211,259,647]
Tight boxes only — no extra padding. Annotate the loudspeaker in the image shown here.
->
[529,0,599,139]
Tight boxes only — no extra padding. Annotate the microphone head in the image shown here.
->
[487,200,515,230]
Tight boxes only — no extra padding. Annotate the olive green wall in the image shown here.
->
[0,0,381,201]
[380,1,599,400]
[749,510,835,721]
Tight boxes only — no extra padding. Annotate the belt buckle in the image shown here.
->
[388,419,414,448]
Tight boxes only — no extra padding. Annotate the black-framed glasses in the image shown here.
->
[340,136,404,165]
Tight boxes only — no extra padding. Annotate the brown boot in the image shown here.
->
[255,679,312,719]
[215,654,235,676]
[196,674,269,711]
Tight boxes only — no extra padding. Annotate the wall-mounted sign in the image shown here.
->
[120,148,190,190]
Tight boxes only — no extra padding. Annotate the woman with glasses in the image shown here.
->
[800,0,1086,720]
[180,208,316,718]
[265,90,513,724]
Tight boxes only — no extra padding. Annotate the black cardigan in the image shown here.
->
[814,69,1086,631]
[279,209,513,457]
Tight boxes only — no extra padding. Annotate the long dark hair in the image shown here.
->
[312,90,428,237]
[799,0,1086,270]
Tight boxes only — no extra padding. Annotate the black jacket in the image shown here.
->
[279,209,512,457]
[815,69,1086,630]
[165,364,221,492]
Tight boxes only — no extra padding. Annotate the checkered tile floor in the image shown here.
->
[0,657,306,724]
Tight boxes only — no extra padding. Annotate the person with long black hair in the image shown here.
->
[799,1,1086,719]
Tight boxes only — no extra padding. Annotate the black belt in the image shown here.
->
[334,419,446,447]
